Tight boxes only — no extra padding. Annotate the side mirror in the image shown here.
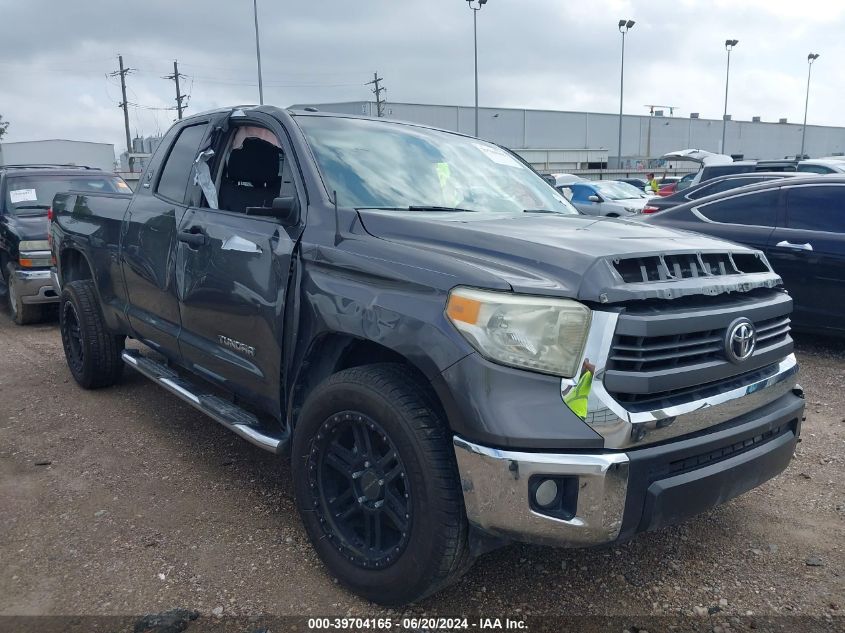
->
[588,195,602,203]
[245,196,300,225]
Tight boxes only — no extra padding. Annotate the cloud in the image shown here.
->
[1,0,841,157]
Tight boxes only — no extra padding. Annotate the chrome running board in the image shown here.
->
[121,349,286,453]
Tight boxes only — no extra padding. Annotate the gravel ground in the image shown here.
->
[0,307,843,630]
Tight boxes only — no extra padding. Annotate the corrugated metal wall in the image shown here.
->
[292,101,845,162]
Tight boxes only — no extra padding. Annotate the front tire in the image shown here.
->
[59,279,125,389]
[6,263,43,325]
[292,364,471,605]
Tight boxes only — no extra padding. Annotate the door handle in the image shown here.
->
[775,240,813,252]
[178,229,207,247]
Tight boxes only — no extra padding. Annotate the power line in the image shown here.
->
[126,102,179,111]
[366,72,386,117]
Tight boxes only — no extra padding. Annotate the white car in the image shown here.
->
[562,180,650,217]
[798,158,845,174]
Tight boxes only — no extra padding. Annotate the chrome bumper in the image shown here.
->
[453,437,629,547]
[13,269,58,304]
[561,311,800,449]
[51,269,62,294]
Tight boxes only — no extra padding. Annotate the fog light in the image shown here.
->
[534,479,558,507]
[529,475,579,520]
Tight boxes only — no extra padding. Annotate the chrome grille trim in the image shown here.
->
[561,309,799,450]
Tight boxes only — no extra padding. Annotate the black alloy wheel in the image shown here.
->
[59,280,124,389]
[310,412,412,569]
[61,299,85,375]
[292,364,471,605]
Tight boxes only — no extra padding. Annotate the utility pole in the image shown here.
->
[110,55,134,172]
[616,19,635,169]
[165,60,187,119]
[466,0,488,137]
[366,73,386,117]
[721,39,739,155]
[252,0,264,105]
[801,53,820,159]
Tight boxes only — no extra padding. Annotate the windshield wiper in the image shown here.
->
[14,204,50,210]
[406,205,477,213]
[523,208,564,214]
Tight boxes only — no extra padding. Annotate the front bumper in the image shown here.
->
[12,268,58,304]
[454,389,804,547]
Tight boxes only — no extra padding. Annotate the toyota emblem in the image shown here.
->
[725,318,756,364]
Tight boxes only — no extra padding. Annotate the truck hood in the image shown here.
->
[3,213,49,241]
[357,210,781,303]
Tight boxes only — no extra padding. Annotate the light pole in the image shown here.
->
[721,39,738,154]
[466,0,487,137]
[801,53,820,158]
[616,19,635,169]
[252,0,264,105]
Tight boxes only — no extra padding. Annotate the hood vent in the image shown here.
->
[612,252,769,283]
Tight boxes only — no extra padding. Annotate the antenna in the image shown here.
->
[644,104,678,116]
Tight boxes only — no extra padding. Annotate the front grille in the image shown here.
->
[609,314,791,373]
[612,252,769,283]
[602,290,794,409]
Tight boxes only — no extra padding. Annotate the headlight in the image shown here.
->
[19,240,49,251]
[446,287,591,377]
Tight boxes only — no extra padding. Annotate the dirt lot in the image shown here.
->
[1,307,843,629]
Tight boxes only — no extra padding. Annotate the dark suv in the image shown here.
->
[0,165,129,324]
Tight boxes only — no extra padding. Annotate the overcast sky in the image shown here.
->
[2,0,843,155]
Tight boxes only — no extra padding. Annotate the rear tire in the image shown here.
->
[59,279,125,389]
[6,263,43,325]
[292,363,471,605]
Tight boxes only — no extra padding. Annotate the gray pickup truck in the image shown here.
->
[50,106,804,605]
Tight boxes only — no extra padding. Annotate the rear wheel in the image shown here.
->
[6,263,43,325]
[292,364,471,605]
[59,279,125,389]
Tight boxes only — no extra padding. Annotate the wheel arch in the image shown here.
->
[59,247,95,285]
[287,333,450,433]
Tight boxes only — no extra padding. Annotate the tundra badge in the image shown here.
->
[218,335,256,358]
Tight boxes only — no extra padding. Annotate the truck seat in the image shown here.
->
[219,137,282,213]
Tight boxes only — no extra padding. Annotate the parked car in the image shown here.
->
[663,149,798,187]
[0,164,129,324]
[617,177,647,190]
[797,158,845,174]
[51,107,804,605]
[549,173,584,186]
[563,180,649,216]
[657,183,677,197]
[674,172,696,192]
[643,172,804,214]
[646,175,845,335]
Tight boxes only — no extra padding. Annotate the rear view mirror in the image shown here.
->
[245,196,300,225]
[588,195,601,203]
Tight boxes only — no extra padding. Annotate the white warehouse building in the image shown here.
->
[291,101,845,170]
[0,139,116,171]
